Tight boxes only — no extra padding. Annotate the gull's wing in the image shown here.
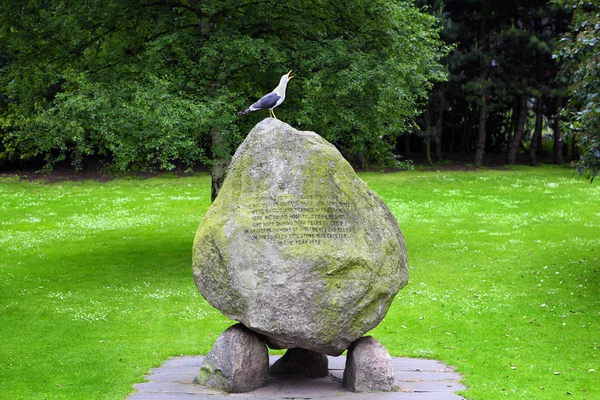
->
[249,92,281,111]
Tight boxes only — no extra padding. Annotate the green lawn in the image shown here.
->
[0,165,598,399]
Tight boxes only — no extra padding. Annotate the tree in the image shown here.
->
[418,0,570,167]
[555,0,600,181]
[0,0,447,191]
[0,0,219,172]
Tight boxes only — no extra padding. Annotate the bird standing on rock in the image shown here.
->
[237,71,294,119]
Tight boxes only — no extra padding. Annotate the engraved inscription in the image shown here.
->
[245,194,354,245]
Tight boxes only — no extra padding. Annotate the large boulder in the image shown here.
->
[192,118,408,356]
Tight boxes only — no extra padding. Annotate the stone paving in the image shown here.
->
[128,355,466,400]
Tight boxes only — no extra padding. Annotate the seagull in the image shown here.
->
[238,71,294,119]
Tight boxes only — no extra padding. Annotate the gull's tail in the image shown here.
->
[237,108,254,116]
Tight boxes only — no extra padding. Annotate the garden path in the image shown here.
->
[129,355,466,399]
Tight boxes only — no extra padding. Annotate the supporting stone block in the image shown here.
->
[193,324,268,393]
[269,348,329,378]
[343,336,398,392]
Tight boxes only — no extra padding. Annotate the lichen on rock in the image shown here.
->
[192,118,408,356]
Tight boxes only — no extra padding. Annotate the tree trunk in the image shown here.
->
[507,99,519,152]
[424,103,433,167]
[460,114,470,154]
[425,139,433,166]
[199,15,230,202]
[473,19,488,168]
[404,132,411,157]
[553,97,564,164]
[507,93,528,164]
[210,127,231,202]
[537,126,543,154]
[572,137,579,160]
[434,91,445,162]
[449,110,456,155]
[474,94,487,167]
[528,96,543,166]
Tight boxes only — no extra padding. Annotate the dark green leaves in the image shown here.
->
[0,0,446,171]
[556,0,600,181]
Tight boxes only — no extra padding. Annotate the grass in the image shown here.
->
[0,165,598,399]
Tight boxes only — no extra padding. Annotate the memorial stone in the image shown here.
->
[192,118,408,356]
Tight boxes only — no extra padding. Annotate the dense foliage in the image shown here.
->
[415,0,572,167]
[0,0,446,172]
[555,0,600,181]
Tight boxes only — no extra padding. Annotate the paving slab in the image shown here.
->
[128,355,466,400]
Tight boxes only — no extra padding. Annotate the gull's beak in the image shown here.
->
[287,70,294,79]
